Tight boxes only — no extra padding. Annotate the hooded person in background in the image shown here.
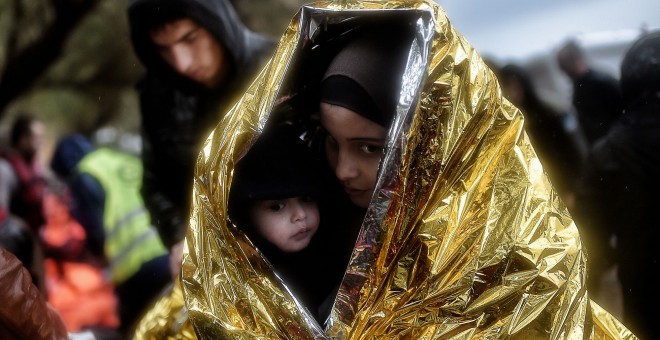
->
[557,41,623,145]
[1,114,47,232]
[576,31,660,339]
[126,0,276,261]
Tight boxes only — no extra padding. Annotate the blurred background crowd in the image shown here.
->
[0,0,658,338]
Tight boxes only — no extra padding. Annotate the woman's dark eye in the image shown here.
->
[361,144,382,154]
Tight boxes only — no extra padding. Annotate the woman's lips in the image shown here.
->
[344,186,368,196]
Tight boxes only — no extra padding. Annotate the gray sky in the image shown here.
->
[438,0,660,61]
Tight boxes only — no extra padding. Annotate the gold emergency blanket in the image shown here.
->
[181,0,635,338]
[132,280,197,339]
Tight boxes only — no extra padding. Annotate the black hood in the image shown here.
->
[50,134,93,179]
[128,0,274,85]
[620,30,660,108]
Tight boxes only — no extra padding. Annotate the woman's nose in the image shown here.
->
[335,152,359,181]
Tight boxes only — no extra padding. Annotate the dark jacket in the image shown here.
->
[579,99,660,255]
[592,97,660,265]
[50,135,105,258]
[127,0,276,248]
[578,96,660,338]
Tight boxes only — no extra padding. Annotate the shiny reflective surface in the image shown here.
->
[132,281,197,339]
[181,1,635,338]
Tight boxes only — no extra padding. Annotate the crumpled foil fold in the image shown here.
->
[132,280,197,339]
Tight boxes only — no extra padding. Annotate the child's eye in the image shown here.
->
[268,202,285,211]
[360,144,382,154]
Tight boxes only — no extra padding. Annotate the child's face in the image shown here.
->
[250,197,320,253]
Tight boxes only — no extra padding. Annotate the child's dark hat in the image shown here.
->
[231,127,321,202]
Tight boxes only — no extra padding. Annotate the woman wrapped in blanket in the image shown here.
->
[181,1,634,338]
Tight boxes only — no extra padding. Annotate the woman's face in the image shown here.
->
[320,102,387,208]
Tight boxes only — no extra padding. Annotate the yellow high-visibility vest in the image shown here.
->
[78,148,167,284]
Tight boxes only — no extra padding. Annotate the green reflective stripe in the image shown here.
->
[110,227,161,282]
[106,207,148,240]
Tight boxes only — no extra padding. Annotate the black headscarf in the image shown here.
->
[230,126,321,205]
[320,26,414,127]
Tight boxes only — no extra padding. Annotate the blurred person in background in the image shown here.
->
[126,0,277,271]
[51,134,170,335]
[557,40,623,146]
[1,150,37,277]
[576,31,660,339]
[1,114,48,295]
[0,114,48,232]
[497,64,617,303]
[39,185,121,336]
[498,64,588,203]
